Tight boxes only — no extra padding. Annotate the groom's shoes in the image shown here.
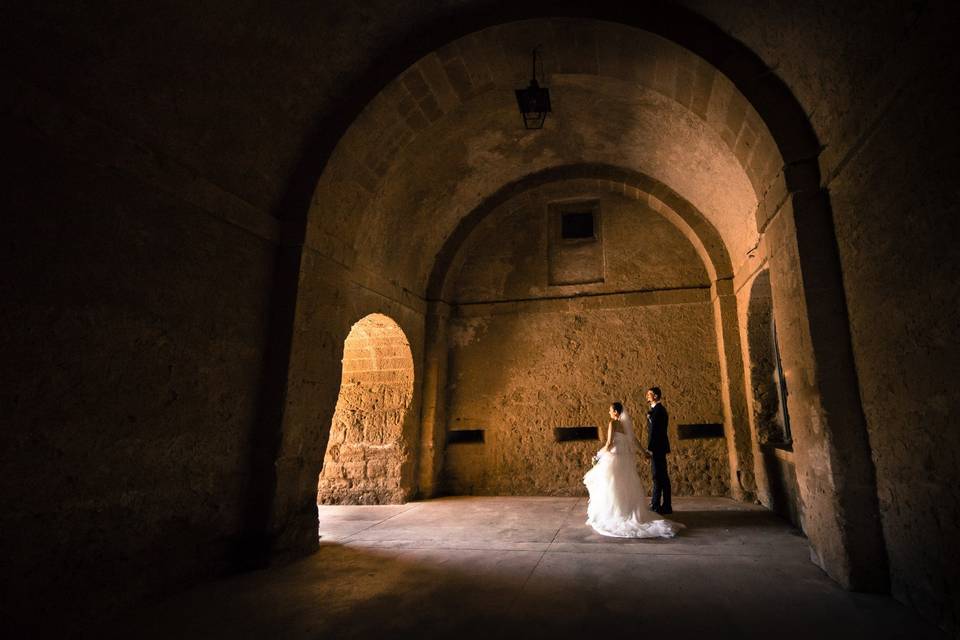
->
[659,507,673,515]
[648,504,660,513]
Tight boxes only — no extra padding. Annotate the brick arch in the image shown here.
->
[266,2,886,597]
[306,18,783,287]
[426,163,733,301]
[321,18,782,205]
[277,1,819,226]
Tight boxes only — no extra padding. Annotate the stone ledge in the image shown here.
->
[452,286,711,317]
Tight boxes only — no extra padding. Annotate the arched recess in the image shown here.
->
[744,270,790,448]
[258,6,888,594]
[417,163,752,502]
[318,314,416,505]
[426,163,733,300]
[741,269,800,527]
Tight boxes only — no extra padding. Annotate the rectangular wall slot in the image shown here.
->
[447,429,485,444]
[554,426,599,442]
[677,423,725,440]
[561,212,595,239]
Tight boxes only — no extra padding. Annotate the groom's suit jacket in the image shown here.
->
[647,403,670,455]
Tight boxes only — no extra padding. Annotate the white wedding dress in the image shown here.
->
[583,411,684,538]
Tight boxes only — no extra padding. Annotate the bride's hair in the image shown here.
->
[611,401,624,415]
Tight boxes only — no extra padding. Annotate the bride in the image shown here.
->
[583,402,684,538]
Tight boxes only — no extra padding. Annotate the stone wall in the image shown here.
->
[761,450,801,528]
[441,187,729,497]
[444,303,730,496]
[1,105,275,631]
[449,186,715,302]
[690,3,960,627]
[826,32,960,632]
[318,315,415,504]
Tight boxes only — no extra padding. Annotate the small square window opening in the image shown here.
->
[561,212,595,239]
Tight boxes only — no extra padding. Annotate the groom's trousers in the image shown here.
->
[651,453,672,510]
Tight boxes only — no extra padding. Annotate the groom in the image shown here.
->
[645,387,672,515]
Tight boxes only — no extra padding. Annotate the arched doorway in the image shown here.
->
[264,10,887,594]
[318,314,415,505]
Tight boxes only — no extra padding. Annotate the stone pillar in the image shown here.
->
[236,240,313,567]
[262,251,349,560]
[764,184,888,591]
[711,278,756,501]
[417,302,450,498]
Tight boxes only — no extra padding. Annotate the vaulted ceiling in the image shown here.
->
[308,20,782,294]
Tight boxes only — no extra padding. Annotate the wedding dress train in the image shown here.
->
[583,412,684,538]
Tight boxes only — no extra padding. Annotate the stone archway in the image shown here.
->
[431,174,733,497]
[263,9,888,595]
[317,314,415,505]
[419,165,746,501]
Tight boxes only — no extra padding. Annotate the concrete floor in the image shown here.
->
[110,497,944,639]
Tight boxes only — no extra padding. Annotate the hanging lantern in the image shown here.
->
[515,47,551,129]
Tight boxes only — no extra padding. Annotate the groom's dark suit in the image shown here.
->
[647,402,672,513]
